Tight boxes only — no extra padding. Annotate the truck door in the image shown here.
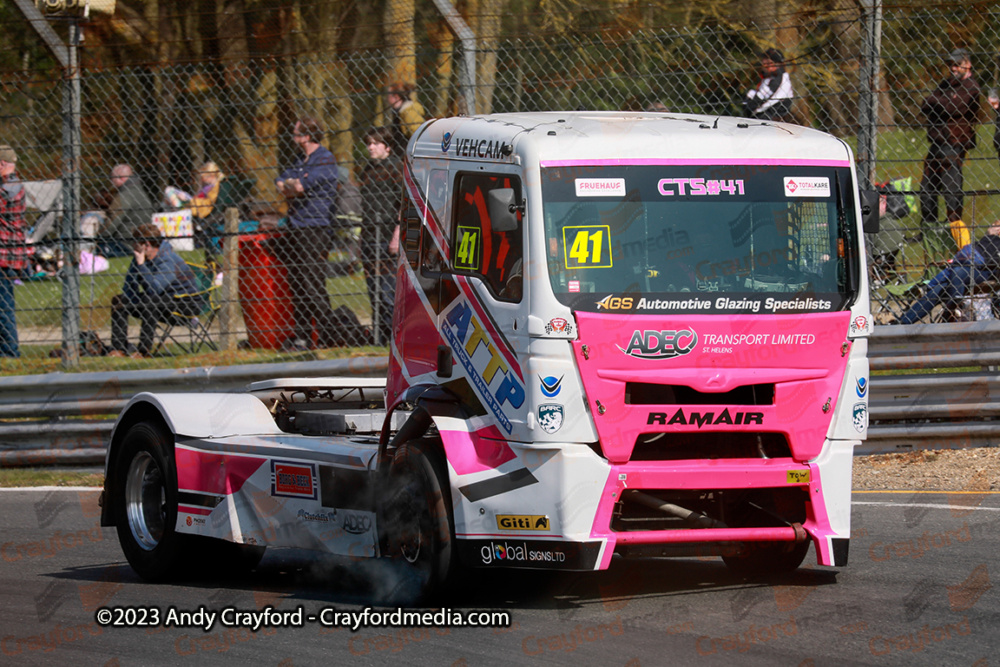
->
[446,171,530,434]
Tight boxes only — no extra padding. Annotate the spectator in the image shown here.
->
[385,82,427,154]
[0,145,28,358]
[109,224,202,358]
[919,48,981,258]
[188,160,244,258]
[360,127,402,344]
[892,220,1000,324]
[99,164,154,258]
[742,48,794,123]
[274,116,343,351]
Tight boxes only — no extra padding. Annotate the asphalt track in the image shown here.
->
[1,487,998,665]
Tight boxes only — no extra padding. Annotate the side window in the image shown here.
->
[401,189,421,270]
[452,173,523,302]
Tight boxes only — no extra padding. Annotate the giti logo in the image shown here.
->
[497,515,551,531]
[619,329,698,360]
[596,295,634,310]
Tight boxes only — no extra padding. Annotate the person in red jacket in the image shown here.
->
[919,48,981,258]
[0,145,29,358]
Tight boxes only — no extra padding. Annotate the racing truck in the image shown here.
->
[100,112,878,599]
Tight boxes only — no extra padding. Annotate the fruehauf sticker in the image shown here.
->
[575,178,626,197]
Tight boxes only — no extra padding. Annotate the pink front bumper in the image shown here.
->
[589,458,837,568]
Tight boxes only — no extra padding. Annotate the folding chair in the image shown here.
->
[151,262,222,355]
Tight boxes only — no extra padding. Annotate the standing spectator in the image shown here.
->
[360,127,402,345]
[385,82,427,154]
[274,117,342,351]
[0,145,28,358]
[919,48,981,258]
[742,48,794,123]
[892,220,1000,324]
[99,164,154,258]
[108,224,202,359]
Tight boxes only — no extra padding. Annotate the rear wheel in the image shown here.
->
[113,421,188,581]
[383,440,456,603]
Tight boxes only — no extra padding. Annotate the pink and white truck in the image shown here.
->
[100,112,878,598]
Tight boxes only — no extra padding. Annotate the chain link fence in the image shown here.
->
[3,2,1000,373]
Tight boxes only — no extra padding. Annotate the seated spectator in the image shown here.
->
[188,161,249,257]
[98,164,154,258]
[742,48,794,123]
[892,220,1000,324]
[109,223,203,358]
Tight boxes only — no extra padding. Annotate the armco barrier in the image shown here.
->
[1,323,998,466]
[0,356,387,466]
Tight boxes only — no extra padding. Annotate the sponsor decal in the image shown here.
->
[568,280,580,293]
[575,178,626,197]
[297,509,337,523]
[658,178,745,196]
[538,404,564,434]
[480,540,566,565]
[442,135,511,160]
[271,460,317,500]
[784,176,830,197]
[443,300,525,434]
[342,512,373,535]
[856,377,868,398]
[619,328,698,360]
[184,516,206,527]
[496,515,551,531]
[596,295,634,310]
[647,408,763,427]
[853,403,868,433]
[544,317,573,335]
[539,375,563,398]
[850,315,869,335]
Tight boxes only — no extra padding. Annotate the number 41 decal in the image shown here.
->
[563,225,612,269]
[455,226,480,270]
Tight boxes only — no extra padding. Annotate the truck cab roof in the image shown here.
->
[411,111,853,165]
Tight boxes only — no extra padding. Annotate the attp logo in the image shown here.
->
[618,329,697,360]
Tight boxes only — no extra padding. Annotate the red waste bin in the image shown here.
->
[239,233,293,349]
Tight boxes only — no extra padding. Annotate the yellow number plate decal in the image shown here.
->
[563,225,612,269]
[454,225,481,270]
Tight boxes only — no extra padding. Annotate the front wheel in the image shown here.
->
[722,539,810,577]
[113,420,188,581]
[382,440,457,603]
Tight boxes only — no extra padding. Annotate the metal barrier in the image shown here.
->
[0,356,387,466]
[865,321,1000,454]
[1,323,998,465]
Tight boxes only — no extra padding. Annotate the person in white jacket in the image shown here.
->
[742,48,794,123]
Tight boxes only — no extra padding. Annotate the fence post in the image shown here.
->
[857,0,883,190]
[60,20,83,367]
[220,207,239,351]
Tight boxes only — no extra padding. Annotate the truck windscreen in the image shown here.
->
[541,164,859,314]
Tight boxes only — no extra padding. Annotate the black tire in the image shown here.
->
[195,536,267,575]
[382,440,456,603]
[112,420,189,582]
[722,539,810,577]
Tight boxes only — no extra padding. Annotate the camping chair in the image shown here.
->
[151,262,221,355]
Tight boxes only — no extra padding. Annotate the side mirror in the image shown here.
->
[859,190,880,234]
[487,188,520,232]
